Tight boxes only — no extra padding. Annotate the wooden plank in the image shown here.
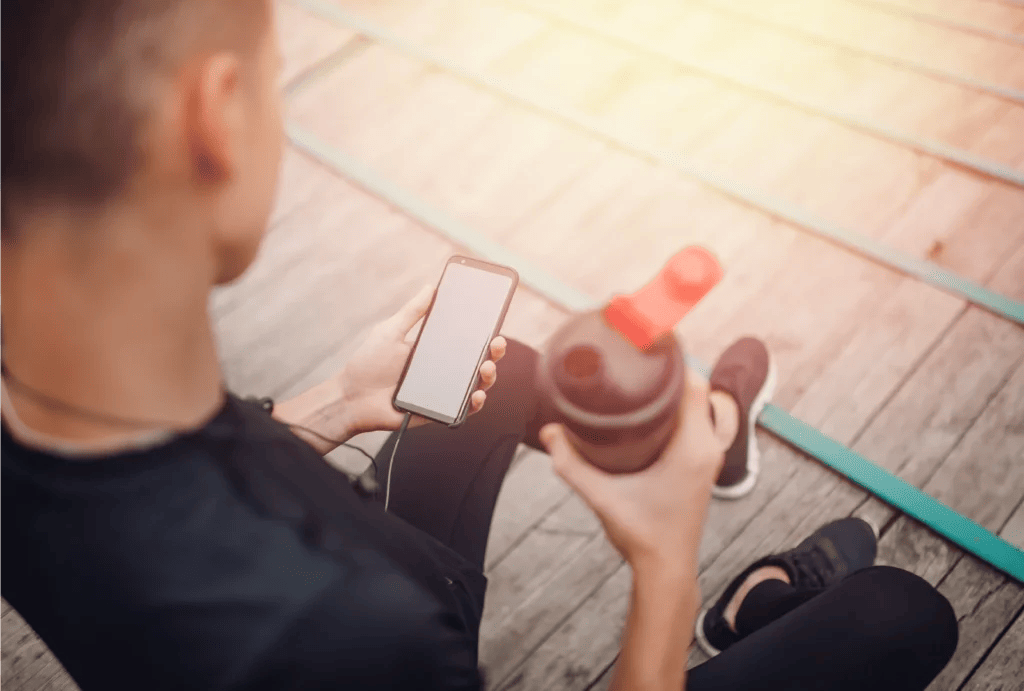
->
[275,0,357,89]
[745,0,1024,88]
[483,449,573,571]
[0,612,70,691]
[930,554,1024,690]
[960,608,1024,691]
[972,104,1024,167]
[916,358,1024,535]
[520,0,1016,154]
[340,76,506,188]
[293,5,619,249]
[924,185,1024,285]
[385,0,549,73]
[481,506,621,686]
[382,107,608,240]
[770,244,1024,560]
[582,660,616,691]
[689,102,943,240]
[325,0,428,25]
[19,654,72,691]
[326,0,1022,291]
[287,45,433,165]
[485,23,640,113]
[1001,498,1024,551]
[480,495,606,675]
[882,0,1024,33]
[495,562,631,691]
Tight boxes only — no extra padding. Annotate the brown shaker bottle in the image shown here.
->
[536,247,722,473]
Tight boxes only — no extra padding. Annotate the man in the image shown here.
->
[2,1,958,689]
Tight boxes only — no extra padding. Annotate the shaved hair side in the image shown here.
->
[1,0,267,241]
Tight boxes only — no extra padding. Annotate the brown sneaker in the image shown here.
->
[709,337,775,499]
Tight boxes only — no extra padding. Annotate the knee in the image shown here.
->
[495,338,539,381]
[502,338,537,363]
[845,566,958,665]
[485,338,540,419]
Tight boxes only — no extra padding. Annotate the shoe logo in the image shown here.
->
[821,539,846,576]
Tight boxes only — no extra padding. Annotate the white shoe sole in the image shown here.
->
[694,607,723,658]
[712,356,777,500]
[694,514,878,660]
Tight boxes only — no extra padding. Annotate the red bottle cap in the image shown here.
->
[603,246,723,350]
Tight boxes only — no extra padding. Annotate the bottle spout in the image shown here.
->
[603,246,722,350]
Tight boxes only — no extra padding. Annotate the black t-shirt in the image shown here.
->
[1,394,485,690]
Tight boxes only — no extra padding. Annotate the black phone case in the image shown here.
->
[392,256,520,428]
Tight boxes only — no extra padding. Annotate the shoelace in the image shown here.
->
[786,545,838,589]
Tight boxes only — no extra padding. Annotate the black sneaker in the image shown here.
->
[709,337,776,499]
[695,517,879,657]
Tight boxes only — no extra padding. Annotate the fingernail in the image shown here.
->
[539,424,557,446]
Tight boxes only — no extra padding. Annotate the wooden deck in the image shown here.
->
[4,0,1024,688]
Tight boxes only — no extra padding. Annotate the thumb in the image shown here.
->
[389,284,434,336]
[540,424,610,506]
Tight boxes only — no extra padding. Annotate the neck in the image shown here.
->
[1,203,224,445]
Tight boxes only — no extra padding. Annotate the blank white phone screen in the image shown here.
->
[396,263,513,421]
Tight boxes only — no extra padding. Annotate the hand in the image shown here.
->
[540,367,727,573]
[339,284,507,436]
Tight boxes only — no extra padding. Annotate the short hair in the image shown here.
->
[1,0,266,240]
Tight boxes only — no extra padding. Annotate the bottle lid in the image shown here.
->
[603,246,722,350]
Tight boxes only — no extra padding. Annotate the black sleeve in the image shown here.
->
[226,569,482,691]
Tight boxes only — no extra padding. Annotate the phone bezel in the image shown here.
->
[392,256,519,427]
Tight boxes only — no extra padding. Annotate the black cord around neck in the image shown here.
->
[0,362,190,431]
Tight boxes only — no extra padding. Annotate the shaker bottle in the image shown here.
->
[536,246,722,473]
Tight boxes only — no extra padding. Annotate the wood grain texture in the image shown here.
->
[741,0,1024,88]
[879,0,1024,35]
[1001,499,1024,551]
[276,0,357,89]
[513,0,1022,159]
[0,609,77,691]
[960,608,1024,691]
[930,554,1024,690]
[482,449,572,572]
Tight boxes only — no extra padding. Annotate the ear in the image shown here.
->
[185,53,244,184]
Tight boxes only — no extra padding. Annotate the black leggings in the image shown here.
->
[374,340,958,690]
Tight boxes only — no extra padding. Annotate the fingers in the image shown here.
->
[682,366,711,420]
[469,390,486,414]
[676,366,716,441]
[659,367,717,461]
[388,284,435,337]
[478,359,497,391]
[489,337,507,363]
[540,424,610,508]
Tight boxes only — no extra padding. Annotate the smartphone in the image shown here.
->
[393,256,519,427]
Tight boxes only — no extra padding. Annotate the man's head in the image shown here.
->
[2,0,283,283]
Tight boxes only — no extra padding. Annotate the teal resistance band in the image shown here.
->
[288,0,1024,327]
[287,123,1024,582]
[511,2,1024,191]
[698,0,1024,106]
